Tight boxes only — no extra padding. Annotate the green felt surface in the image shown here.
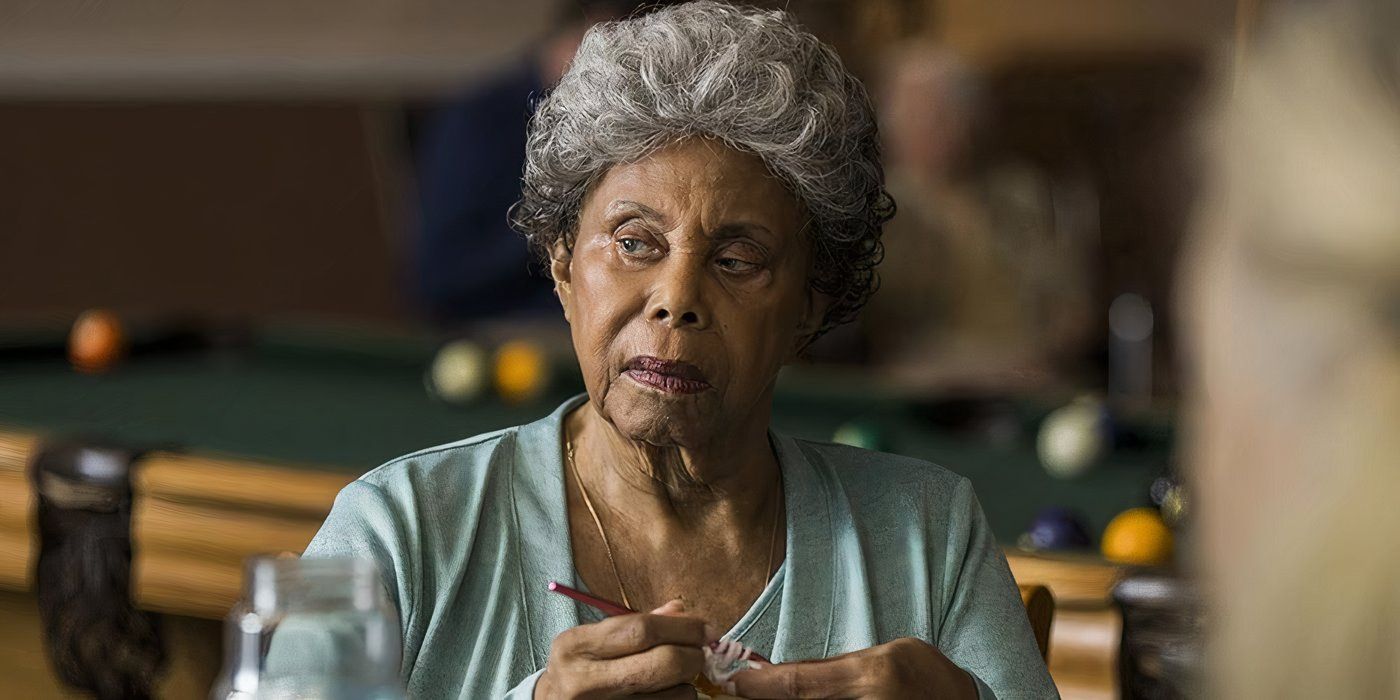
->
[0,338,1169,543]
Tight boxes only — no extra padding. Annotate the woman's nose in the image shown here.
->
[648,259,711,330]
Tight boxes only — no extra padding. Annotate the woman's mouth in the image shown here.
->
[622,356,712,394]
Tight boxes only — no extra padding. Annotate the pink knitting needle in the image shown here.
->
[547,581,771,664]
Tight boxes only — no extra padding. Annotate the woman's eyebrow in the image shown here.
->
[711,222,777,244]
[604,200,664,220]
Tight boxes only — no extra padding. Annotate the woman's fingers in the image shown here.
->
[547,634,705,697]
[543,601,715,699]
[651,599,687,616]
[575,610,711,660]
[592,643,706,695]
[729,651,874,699]
[651,599,723,641]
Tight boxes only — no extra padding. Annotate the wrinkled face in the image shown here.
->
[553,137,820,449]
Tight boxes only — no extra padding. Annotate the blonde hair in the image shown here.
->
[1182,1,1400,696]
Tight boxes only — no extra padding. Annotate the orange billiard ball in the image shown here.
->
[1101,507,1174,566]
[68,309,126,373]
[494,339,548,404]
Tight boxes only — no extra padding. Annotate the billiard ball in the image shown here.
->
[494,340,549,404]
[68,309,126,373]
[1149,476,1176,505]
[1019,507,1092,551]
[1036,396,1110,479]
[1101,507,1174,566]
[1159,485,1189,526]
[427,339,488,404]
[1149,475,1190,526]
[832,421,888,451]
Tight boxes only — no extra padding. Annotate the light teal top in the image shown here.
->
[299,395,1057,698]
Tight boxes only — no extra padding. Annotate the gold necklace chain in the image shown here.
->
[565,437,783,613]
[566,438,632,609]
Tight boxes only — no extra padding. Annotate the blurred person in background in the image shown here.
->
[1183,0,1400,696]
[866,43,1094,389]
[411,0,672,325]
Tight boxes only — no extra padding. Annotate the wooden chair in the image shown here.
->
[1018,584,1055,661]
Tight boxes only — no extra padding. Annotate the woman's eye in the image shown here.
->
[618,237,652,255]
[717,257,760,273]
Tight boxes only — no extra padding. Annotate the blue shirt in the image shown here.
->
[299,395,1058,698]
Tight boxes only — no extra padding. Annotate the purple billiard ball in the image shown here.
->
[1023,507,1092,551]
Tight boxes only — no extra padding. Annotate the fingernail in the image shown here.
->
[747,660,767,670]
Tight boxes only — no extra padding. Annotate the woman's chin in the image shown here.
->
[602,380,720,447]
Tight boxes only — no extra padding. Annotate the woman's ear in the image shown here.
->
[550,239,574,323]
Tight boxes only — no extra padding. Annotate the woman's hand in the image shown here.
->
[536,600,718,700]
[729,637,977,699]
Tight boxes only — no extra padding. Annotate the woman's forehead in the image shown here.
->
[585,139,802,228]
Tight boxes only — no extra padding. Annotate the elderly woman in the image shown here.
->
[303,2,1053,698]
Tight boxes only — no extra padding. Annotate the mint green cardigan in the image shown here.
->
[298,396,1057,698]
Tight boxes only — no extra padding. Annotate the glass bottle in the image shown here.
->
[212,555,404,700]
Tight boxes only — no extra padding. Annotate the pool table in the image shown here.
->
[0,319,1161,696]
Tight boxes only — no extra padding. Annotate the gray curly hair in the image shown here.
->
[510,0,894,335]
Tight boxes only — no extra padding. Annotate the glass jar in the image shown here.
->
[212,555,404,700]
